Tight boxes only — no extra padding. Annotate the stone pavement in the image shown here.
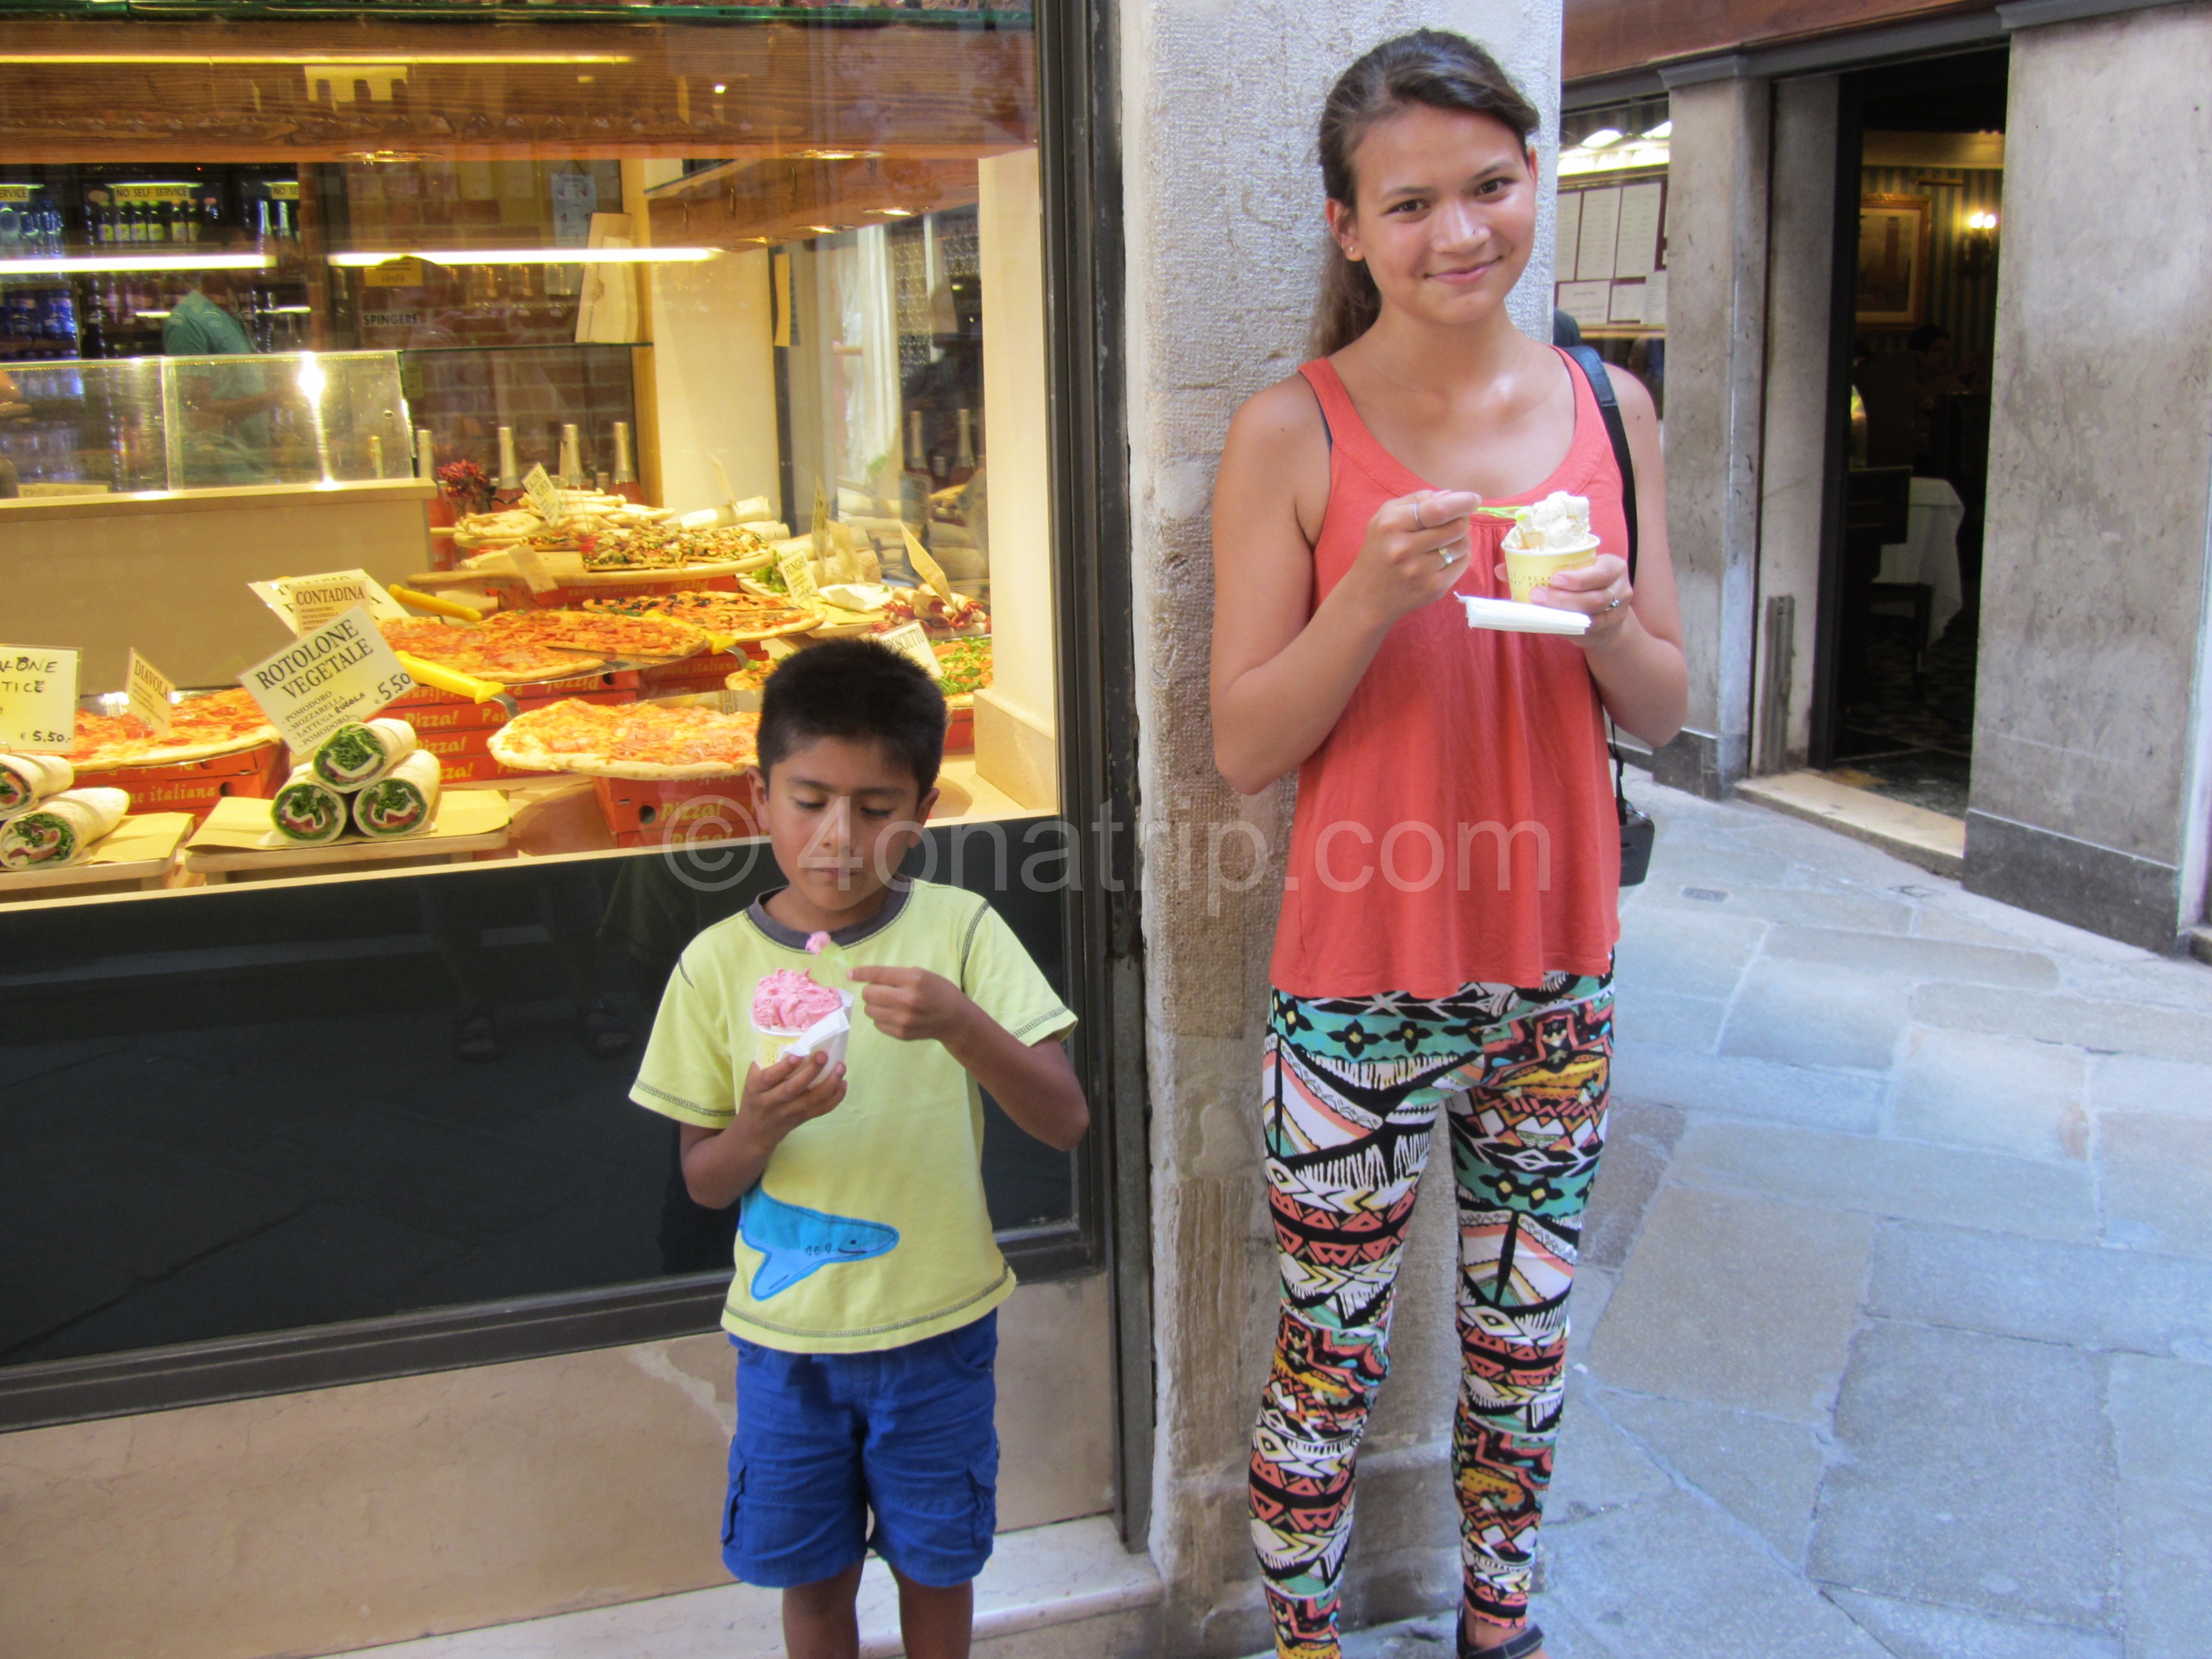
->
[1332,777,2212,1659]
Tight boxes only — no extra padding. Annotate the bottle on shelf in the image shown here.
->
[611,420,641,503]
[557,422,583,488]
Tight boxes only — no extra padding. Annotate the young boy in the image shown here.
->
[630,638,1087,1659]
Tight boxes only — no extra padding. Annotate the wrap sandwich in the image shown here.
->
[350,750,442,839]
[0,786,131,869]
[268,767,350,846]
[0,753,74,818]
[311,719,419,792]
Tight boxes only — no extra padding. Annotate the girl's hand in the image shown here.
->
[1342,489,1483,627]
[1499,551,1636,649]
[847,964,971,1044]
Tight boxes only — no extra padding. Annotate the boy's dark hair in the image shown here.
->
[757,637,947,794]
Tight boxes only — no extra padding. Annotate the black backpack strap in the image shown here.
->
[1564,345,1638,582]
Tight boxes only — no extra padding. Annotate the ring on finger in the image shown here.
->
[1411,499,1427,530]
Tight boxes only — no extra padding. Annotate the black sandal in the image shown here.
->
[1459,1623,1545,1659]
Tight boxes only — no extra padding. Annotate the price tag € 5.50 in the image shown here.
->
[0,646,80,754]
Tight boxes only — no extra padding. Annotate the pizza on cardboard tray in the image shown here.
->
[62,687,279,770]
[487,698,760,780]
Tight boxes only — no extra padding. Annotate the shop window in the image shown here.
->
[1554,95,1668,417]
[0,2,1095,1412]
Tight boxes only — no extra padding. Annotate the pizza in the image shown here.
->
[932,637,993,707]
[582,589,817,641]
[380,618,607,683]
[64,687,279,770]
[482,609,708,662]
[488,698,759,780]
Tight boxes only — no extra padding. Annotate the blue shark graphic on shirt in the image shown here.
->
[739,1187,901,1299]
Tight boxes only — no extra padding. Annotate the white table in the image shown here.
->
[1877,476,1965,643]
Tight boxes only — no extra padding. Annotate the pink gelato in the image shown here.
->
[805,931,832,956]
[753,968,844,1030]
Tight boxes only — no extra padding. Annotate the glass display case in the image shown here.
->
[0,3,1080,1389]
[1,348,411,494]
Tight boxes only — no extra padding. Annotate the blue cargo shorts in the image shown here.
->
[722,1311,999,1589]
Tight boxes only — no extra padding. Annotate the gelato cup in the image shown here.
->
[754,992,854,1071]
[753,966,855,1071]
[1503,533,1601,602]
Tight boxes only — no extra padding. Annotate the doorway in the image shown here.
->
[1811,50,2008,819]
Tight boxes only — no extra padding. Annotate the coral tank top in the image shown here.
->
[1267,351,1624,998]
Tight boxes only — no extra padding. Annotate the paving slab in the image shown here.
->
[2098,1114,2212,1258]
[1608,990,1726,1052]
[1586,1186,1872,1422]
[1764,924,2058,988]
[1580,1099,1685,1272]
[2088,1052,2212,1122]
[2106,1354,2212,1489]
[1639,844,1798,891]
[1910,984,2212,1066]
[1564,1266,1616,1370]
[1811,1321,2115,1630]
[1889,1026,2088,1162]
[1823,1589,2120,1659]
[1540,1488,1890,1659]
[1867,1222,2212,1359]
[1613,907,1768,1000]
[1545,1374,1672,1528]
[1610,1045,1884,1135]
[1669,1119,2100,1243]
[2118,1483,2212,1659]
[1595,1391,1828,1566]
[1636,881,1916,935]
[1719,958,1910,1072]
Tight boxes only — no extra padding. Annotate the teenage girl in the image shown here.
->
[1209,31,1688,1659]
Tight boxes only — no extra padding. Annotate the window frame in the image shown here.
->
[0,0,1141,1442]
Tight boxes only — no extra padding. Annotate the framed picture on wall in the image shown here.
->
[1855,194,1932,328]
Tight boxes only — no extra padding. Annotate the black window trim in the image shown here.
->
[0,0,1144,1444]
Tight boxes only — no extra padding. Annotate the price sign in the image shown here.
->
[0,646,79,754]
[874,620,941,681]
[239,606,415,753]
[126,650,175,739]
[251,569,408,634]
[810,477,832,567]
[778,547,819,604]
[901,526,955,603]
[522,461,563,527]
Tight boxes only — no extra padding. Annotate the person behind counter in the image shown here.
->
[163,248,292,484]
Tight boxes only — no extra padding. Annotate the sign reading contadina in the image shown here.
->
[239,607,414,753]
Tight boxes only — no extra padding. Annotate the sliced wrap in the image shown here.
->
[268,766,349,846]
[0,753,74,817]
[311,718,419,792]
[0,786,130,869]
[350,750,442,839]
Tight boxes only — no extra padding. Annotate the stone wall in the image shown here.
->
[1965,2,2212,948]
[1117,3,1561,1651]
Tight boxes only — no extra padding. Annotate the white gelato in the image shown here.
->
[1507,491,1596,552]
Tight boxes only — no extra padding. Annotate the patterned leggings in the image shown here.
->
[1249,972,1614,1658]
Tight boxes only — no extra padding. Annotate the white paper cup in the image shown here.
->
[1503,532,1601,602]
[754,990,854,1072]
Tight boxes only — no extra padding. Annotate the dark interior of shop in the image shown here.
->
[0,825,1074,1368]
[1824,50,2010,817]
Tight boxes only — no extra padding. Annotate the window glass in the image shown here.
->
[1556,96,1669,416]
[0,3,1072,1370]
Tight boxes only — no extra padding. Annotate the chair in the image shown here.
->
[1840,465,1914,704]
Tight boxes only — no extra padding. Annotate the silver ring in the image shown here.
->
[1411,500,1427,530]
[1438,545,1455,565]
[1607,595,1624,611]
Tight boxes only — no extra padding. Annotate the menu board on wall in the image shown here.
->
[1574,186,1621,282]
[1614,182,1664,279]
[1556,189,1584,281]
[1556,281,1614,331]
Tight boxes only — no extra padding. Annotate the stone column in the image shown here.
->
[1754,76,1839,774]
[1118,2,1560,1652]
[1965,1,2212,950]
[1650,67,1771,797]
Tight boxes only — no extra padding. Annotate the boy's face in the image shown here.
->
[756,735,938,915]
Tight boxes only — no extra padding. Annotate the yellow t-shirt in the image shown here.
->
[630,879,1076,1353]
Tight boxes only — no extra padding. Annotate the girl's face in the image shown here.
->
[1328,103,1538,332]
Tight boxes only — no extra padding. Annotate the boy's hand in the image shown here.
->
[847,964,972,1044]
[737,1050,847,1149]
